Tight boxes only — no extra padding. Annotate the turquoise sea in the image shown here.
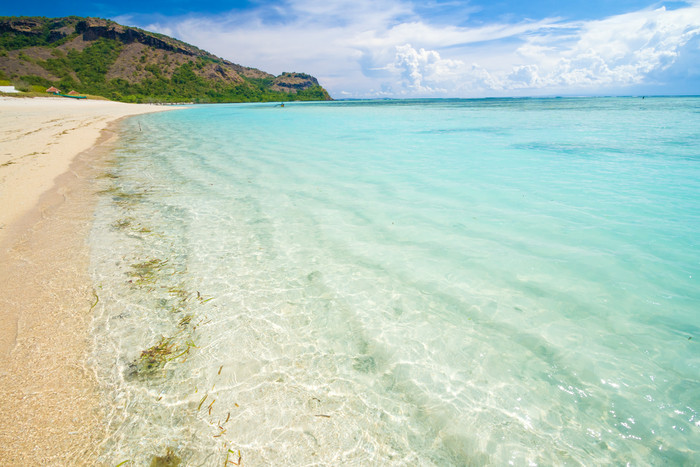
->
[89,98,699,465]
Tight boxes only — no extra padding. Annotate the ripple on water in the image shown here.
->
[89,99,700,465]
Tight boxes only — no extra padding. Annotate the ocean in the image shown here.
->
[88,97,699,465]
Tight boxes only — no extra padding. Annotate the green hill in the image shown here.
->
[0,16,331,102]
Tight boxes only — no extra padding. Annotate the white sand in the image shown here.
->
[0,96,171,241]
[0,96,178,464]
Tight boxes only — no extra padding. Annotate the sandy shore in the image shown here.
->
[0,96,178,464]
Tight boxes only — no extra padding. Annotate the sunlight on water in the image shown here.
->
[89,98,700,465]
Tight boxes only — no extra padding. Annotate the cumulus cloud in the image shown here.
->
[513,5,700,91]
[128,0,700,97]
[386,44,457,93]
[383,44,506,94]
[507,65,543,88]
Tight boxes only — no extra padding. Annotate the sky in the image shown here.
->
[4,0,700,98]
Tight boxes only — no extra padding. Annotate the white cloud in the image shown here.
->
[383,44,506,95]
[386,44,457,93]
[507,65,543,88]
[513,5,700,90]
[130,0,700,97]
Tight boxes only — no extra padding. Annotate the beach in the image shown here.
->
[1,97,697,464]
[0,96,174,464]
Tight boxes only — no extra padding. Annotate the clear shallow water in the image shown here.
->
[89,98,700,465]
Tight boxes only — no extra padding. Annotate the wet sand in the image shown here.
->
[0,96,177,464]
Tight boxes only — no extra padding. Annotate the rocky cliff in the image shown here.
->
[0,16,331,102]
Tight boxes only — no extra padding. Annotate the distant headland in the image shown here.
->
[0,16,332,103]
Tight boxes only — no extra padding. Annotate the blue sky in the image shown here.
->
[4,0,700,98]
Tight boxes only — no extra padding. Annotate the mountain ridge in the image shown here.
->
[0,16,331,102]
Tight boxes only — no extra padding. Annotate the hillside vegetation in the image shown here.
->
[0,16,331,102]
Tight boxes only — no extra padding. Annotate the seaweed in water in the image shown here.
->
[196,290,215,304]
[150,447,181,467]
[129,335,198,377]
[97,185,148,207]
[112,218,133,230]
[171,339,197,361]
[111,217,153,235]
[178,314,194,327]
[127,258,169,286]
[224,449,242,466]
[164,285,191,312]
[89,290,99,312]
[137,336,176,373]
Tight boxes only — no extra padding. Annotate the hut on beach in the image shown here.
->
[46,86,61,95]
[67,90,80,96]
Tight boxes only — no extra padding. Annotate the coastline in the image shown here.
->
[0,97,178,464]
